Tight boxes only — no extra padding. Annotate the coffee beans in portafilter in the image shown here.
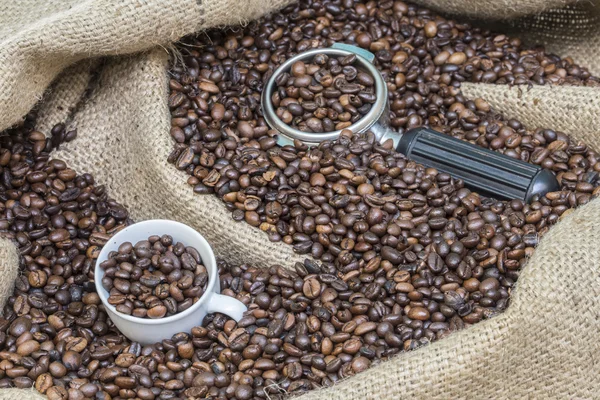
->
[273,54,377,133]
[100,235,209,319]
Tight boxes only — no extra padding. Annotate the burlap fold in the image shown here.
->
[0,239,19,315]
[0,0,294,132]
[46,50,306,268]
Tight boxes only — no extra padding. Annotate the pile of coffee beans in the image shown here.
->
[0,116,522,398]
[272,54,377,132]
[1,0,600,399]
[163,0,600,393]
[101,235,209,319]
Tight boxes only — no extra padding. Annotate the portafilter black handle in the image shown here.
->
[397,127,560,202]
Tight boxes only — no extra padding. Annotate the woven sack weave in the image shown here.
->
[1,0,600,399]
[0,0,295,132]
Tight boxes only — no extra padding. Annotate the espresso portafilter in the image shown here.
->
[262,43,559,202]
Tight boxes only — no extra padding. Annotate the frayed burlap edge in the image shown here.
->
[34,60,99,135]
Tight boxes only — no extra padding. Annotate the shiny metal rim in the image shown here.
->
[262,47,388,144]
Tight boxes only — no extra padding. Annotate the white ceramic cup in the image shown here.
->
[94,219,247,345]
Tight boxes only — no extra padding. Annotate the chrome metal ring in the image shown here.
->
[262,47,389,147]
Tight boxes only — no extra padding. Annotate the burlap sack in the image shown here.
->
[1,0,600,399]
[0,0,294,132]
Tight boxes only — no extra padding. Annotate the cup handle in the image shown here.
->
[206,292,247,322]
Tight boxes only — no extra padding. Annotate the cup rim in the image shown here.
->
[94,219,218,325]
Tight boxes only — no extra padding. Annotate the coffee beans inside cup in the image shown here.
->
[100,235,209,319]
[272,54,377,133]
